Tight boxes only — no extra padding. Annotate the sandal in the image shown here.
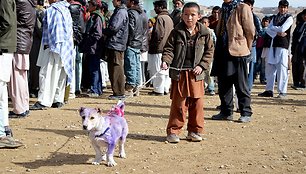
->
[0,136,24,148]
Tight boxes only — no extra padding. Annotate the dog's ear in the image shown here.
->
[79,107,85,113]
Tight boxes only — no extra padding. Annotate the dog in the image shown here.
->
[79,101,128,167]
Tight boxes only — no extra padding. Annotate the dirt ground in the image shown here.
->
[1,81,306,174]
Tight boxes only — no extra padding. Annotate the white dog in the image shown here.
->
[79,101,128,167]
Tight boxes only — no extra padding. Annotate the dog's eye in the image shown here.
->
[90,117,95,120]
[82,116,85,120]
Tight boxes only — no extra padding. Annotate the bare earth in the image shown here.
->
[1,82,306,174]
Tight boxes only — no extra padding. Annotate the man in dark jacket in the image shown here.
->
[0,0,24,148]
[8,0,36,118]
[104,0,129,100]
[291,9,306,89]
[124,0,144,97]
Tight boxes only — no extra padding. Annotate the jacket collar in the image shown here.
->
[175,22,210,36]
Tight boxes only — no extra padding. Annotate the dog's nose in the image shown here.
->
[83,125,87,130]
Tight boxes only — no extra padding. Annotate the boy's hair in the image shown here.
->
[243,0,254,6]
[262,16,271,22]
[182,2,200,14]
[153,0,167,9]
[278,0,289,7]
[212,6,220,11]
[200,16,209,23]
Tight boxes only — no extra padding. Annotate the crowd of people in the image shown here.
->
[0,0,305,147]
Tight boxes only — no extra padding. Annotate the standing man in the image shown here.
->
[8,0,36,118]
[211,0,255,123]
[148,0,173,96]
[124,0,144,97]
[30,0,75,110]
[208,6,220,31]
[170,0,184,27]
[290,9,306,89]
[0,0,23,148]
[104,0,129,100]
[258,0,293,98]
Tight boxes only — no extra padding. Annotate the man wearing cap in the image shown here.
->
[170,0,184,27]
[148,0,173,96]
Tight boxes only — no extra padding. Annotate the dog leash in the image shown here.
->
[95,127,110,138]
[124,67,194,99]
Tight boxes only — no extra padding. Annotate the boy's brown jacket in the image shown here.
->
[162,22,214,81]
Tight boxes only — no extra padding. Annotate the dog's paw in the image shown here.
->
[119,152,126,159]
[107,160,117,167]
[92,161,100,165]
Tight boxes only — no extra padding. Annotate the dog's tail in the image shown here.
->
[108,100,125,117]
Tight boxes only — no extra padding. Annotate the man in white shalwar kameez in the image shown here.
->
[30,0,75,110]
[258,0,293,98]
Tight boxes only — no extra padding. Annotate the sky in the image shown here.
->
[198,0,306,8]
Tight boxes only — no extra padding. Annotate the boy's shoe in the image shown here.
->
[166,134,180,143]
[0,136,23,148]
[186,132,202,142]
[212,112,233,121]
[238,116,251,123]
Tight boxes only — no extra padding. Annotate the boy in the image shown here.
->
[161,2,214,143]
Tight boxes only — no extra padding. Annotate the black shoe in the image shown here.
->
[30,102,47,110]
[258,91,273,97]
[148,91,164,96]
[8,110,30,118]
[212,113,233,121]
[51,102,64,108]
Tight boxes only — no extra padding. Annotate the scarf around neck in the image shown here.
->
[219,0,239,46]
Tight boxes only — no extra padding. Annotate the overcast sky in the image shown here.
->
[198,0,306,7]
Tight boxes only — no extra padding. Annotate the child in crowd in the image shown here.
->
[161,2,214,143]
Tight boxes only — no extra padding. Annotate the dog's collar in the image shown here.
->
[95,127,110,138]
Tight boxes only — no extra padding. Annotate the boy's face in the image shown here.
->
[182,7,200,29]
[202,19,210,28]
[278,5,288,15]
[262,19,269,27]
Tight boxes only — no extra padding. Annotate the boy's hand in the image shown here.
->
[161,62,168,70]
[277,32,287,37]
[193,66,203,75]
